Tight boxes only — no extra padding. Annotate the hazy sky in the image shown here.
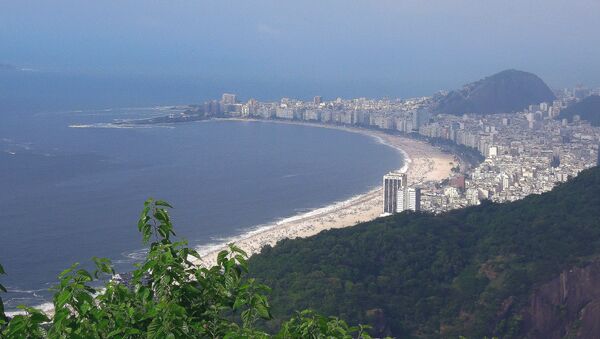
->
[2,0,600,98]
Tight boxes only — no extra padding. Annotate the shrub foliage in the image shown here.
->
[0,199,370,338]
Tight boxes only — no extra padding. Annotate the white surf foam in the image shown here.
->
[69,123,173,129]
[194,187,380,258]
[192,126,407,259]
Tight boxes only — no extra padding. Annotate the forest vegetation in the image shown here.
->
[249,166,600,337]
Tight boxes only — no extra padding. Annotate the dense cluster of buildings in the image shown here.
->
[416,99,599,212]
[197,89,600,214]
[197,93,432,133]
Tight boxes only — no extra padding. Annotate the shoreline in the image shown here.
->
[195,119,455,267]
[6,118,455,316]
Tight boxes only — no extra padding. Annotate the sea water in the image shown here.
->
[0,106,402,310]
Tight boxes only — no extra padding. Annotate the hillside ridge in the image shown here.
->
[249,166,600,337]
[434,69,556,115]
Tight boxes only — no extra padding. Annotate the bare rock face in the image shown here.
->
[520,261,600,338]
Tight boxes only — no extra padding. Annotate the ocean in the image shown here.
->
[0,101,403,311]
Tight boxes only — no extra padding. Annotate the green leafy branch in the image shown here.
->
[0,198,371,338]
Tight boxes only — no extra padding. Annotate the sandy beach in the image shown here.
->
[196,121,455,266]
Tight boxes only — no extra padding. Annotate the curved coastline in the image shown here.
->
[195,119,454,266]
[5,118,454,317]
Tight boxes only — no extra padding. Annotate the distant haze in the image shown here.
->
[1,0,600,104]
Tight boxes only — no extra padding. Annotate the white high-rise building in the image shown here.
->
[221,93,237,105]
[396,186,421,212]
[488,146,498,158]
[407,187,421,211]
[500,174,511,191]
[396,189,405,213]
[383,172,406,214]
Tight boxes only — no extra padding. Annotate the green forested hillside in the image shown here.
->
[434,69,556,115]
[249,166,600,337]
[559,95,600,126]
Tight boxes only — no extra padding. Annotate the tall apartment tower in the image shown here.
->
[396,187,421,212]
[221,93,237,105]
[383,172,407,214]
[406,187,421,211]
[397,188,405,213]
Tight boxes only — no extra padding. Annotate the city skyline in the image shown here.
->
[184,85,598,215]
